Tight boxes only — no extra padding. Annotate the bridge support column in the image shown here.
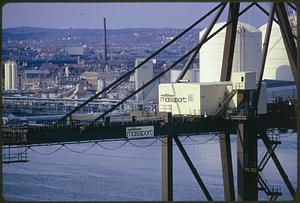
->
[274,3,297,82]
[162,134,173,201]
[162,113,173,201]
[219,132,235,201]
[218,4,239,200]
[237,120,258,201]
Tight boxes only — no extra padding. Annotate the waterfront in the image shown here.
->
[3,133,297,201]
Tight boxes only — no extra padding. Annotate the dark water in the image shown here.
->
[3,133,297,201]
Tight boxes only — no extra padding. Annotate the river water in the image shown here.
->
[2,133,297,201]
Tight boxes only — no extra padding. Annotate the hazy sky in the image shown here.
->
[3,3,270,29]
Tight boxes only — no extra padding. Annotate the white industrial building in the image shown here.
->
[259,15,297,81]
[4,60,18,90]
[159,82,231,115]
[134,58,158,102]
[170,69,199,83]
[159,72,266,116]
[199,22,262,82]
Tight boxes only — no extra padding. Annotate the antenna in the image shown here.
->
[103,17,108,70]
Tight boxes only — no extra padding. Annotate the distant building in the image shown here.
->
[65,46,84,56]
[64,66,69,77]
[134,58,158,102]
[4,60,18,90]
[98,71,122,84]
[55,76,80,86]
[80,71,99,90]
[24,70,50,79]
[97,79,106,92]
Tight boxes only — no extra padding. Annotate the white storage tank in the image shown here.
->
[199,22,262,82]
[170,69,198,82]
[259,15,296,81]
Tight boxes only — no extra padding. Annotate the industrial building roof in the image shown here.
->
[263,79,296,88]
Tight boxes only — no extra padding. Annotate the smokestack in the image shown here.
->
[103,17,108,67]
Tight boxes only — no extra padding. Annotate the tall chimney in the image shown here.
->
[103,17,108,67]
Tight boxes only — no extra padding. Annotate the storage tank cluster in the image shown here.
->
[199,18,296,82]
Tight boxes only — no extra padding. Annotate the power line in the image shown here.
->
[159,134,220,145]
[63,143,97,153]
[180,136,189,143]
[127,138,160,148]
[95,141,128,150]
[28,145,64,155]
[9,130,277,157]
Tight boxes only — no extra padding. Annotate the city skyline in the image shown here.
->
[3,3,270,29]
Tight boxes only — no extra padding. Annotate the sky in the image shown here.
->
[2,3,271,29]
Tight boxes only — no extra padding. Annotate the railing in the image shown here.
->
[189,109,201,115]
[232,82,245,90]
[2,145,28,163]
[213,90,237,118]
[258,173,282,200]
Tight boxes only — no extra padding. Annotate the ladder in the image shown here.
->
[213,90,237,118]
[257,131,282,200]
